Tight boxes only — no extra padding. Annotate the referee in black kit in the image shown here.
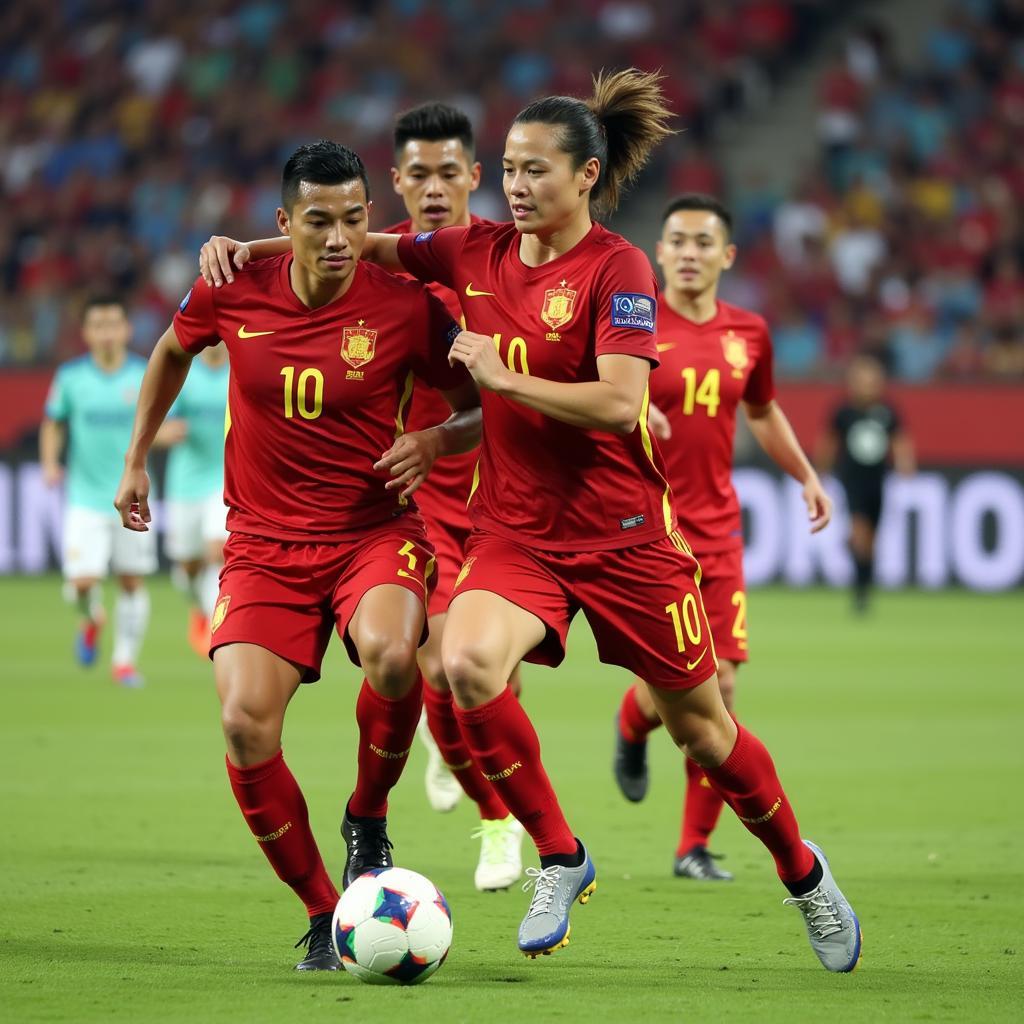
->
[819,354,915,613]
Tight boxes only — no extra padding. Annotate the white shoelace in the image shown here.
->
[522,865,562,918]
[783,886,843,938]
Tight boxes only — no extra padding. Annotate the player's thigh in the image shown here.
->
[577,533,718,692]
[213,533,335,684]
[164,499,205,562]
[111,514,158,577]
[332,523,433,686]
[698,548,749,668]
[62,506,113,580]
[442,534,564,702]
[214,642,304,759]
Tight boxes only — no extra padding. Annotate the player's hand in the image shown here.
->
[113,466,153,532]
[375,430,442,500]
[199,236,250,288]
[647,401,672,441]
[448,330,512,392]
[803,475,832,534]
[42,462,64,488]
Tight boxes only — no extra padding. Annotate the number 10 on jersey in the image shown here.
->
[280,365,324,420]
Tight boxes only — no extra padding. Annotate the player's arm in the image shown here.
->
[374,380,482,499]
[199,232,403,287]
[39,418,66,487]
[114,326,194,531]
[744,399,832,533]
[891,429,915,476]
[449,331,648,434]
[153,418,188,447]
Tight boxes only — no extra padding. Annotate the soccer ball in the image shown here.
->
[332,867,452,985]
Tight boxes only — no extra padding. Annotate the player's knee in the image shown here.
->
[442,641,500,708]
[220,703,281,762]
[419,648,450,693]
[360,634,419,698]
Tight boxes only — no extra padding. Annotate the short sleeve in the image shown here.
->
[593,247,660,365]
[172,278,220,354]
[396,227,469,290]
[743,321,776,405]
[412,290,470,393]
[44,367,70,421]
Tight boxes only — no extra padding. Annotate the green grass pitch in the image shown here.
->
[1,575,1021,1023]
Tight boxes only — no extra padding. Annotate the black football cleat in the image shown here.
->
[294,912,340,971]
[673,845,734,881]
[613,715,649,802]
[341,807,394,888]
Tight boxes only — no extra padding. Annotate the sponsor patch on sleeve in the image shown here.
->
[415,231,436,244]
[445,321,461,347]
[179,288,192,312]
[610,292,656,332]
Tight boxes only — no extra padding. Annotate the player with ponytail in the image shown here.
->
[200,69,861,971]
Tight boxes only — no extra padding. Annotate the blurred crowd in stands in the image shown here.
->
[0,0,1021,381]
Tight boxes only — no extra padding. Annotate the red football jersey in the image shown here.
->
[172,255,465,542]
[383,217,492,529]
[398,221,674,552]
[649,300,775,553]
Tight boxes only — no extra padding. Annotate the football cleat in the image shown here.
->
[111,664,144,689]
[674,845,734,881]
[418,710,462,813]
[187,609,210,659]
[518,843,596,958]
[341,808,394,889]
[472,814,525,891]
[613,715,649,802]
[784,840,862,972]
[294,912,340,971]
[75,621,101,668]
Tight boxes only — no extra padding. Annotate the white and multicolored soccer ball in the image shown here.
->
[332,867,452,985]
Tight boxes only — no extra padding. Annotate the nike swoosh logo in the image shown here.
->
[686,648,709,671]
[465,283,495,298]
[237,325,275,339]
[656,342,676,353]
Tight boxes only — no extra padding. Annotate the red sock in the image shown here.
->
[348,676,423,819]
[226,750,338,917]
[619,683,662,742]
[678,756,725,855]
[423,684,509,821]
[453,687,574,856]
[702,724,815,883]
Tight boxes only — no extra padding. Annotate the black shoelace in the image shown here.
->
[348,820,394,869]
[294,914,333,954]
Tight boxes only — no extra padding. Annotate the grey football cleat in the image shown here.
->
[673,845,734,881]
[518,844,597,958]
[783,840,862,972]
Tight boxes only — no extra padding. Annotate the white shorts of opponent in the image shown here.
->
[164,493,229,562]
[62,505,158,580]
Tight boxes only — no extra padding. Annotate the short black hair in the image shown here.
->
[81,295,127,321]
[281,140,369,210]
[393,102,475,158]
[661,193,733,239]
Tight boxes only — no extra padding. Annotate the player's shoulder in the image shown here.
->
[589,225,655,278]
[464,219,516,248]
[718,300,769,335]
[360,261,436,304]
[56,353,92,377]
[215,253,289,302]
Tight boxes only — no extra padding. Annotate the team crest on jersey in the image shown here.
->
[211,595,231,634]
[540,285,577,332]
[341,322,378,370]
[721,330,749,379]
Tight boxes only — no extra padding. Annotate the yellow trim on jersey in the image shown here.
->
[637,385,674,535]
[466,458,481,508]
[224,395,231,438]
[393,370,415,438]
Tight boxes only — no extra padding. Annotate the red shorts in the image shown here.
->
[696,546,748,664]
[452,529,718,691]
[210,518,435,683]
[421,513,470,618]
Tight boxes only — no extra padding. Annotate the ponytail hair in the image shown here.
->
[513,68,674,215]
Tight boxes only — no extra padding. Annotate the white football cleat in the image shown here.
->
[472,815,525,891]
[417,710,462,813]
